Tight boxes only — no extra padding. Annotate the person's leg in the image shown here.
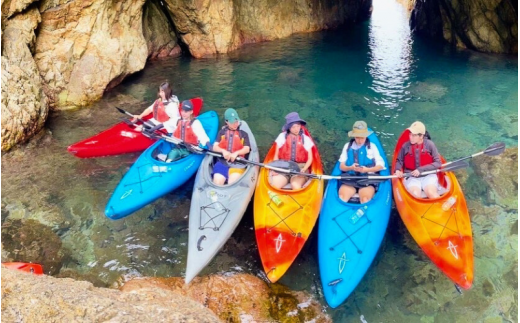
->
[228,168,245,184]
[166,147,189,162]
[358,186,376,203]
[271,172,289,189]
[422,174,440,199]
[212,162,229,185]
[339,184,357,202]
[290,175,307,190]
[404,177,422,198]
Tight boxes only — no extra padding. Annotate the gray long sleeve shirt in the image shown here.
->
[394,139,442,172]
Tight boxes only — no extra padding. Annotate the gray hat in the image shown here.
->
[282,112,307,131]
[348,121,373,138]
[180,100,193,111]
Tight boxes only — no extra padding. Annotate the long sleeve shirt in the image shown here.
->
[394,139,442,172]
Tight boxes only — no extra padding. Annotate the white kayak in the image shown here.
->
[185,121,259,283]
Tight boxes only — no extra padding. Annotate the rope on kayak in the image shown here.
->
[329,209,371,253]
[199,204,230,231]
[123,162,164,193]
[266,195,303,236]
[421,204,462,244]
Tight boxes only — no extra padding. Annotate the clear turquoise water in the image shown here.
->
[2,0,517,321]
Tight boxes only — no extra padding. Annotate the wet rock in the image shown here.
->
[143,0,182,59]
[471,147,517,208]
[121,273,331,322]
[411,0,517,54]
[35,0,148,109]
[1,7,49,151]
[163,0,371,58]
[1,268,221,322]
[1,219,65,275]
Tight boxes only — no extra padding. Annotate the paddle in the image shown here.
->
[116,107,157,129]
[355,160,470,186]
[442,142,505,167]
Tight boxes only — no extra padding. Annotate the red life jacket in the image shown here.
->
[173,118,198,145]
[218,127,245,157]
[152,100,170,123]
[278,133,308,163]
[403,142,434,170]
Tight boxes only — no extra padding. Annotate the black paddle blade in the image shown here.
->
[267,160,301,173]
[116,107,132,117]
[484,142,506,156]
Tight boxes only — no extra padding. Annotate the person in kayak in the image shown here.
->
[132,82,180,133]
[394,121,442,199]
[211,109,251,185]
[166,100,210,162]
[271,112,314,190]
[338,121,385,203]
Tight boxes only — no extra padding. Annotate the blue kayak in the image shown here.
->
[318,130,392,308]
[105,111,219,220]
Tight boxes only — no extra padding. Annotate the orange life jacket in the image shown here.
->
[218,127,245,157]
[152,100,169,123]
[278,132,308,163]
[173,118,198,145]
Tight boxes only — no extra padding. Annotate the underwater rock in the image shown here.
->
[471,147,517,209]
[1,268,221,322]
[1,219,65,275]
[120,273,331,322]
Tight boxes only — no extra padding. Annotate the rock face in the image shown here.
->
[143,0,182,59]
[34,0,149,109]
[1,7,49,151]
[163,0,371,58]
[120,273,331,322]
[411,0,517,54]
[1,268,221,323]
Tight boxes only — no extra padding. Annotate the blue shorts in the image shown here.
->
[213,161,230,180]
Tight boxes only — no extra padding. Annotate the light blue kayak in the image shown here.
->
[318,130,391,308]
[105,111,219,220]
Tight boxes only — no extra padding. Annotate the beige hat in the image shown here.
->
[407,121,426,134]
[348,121,373,138]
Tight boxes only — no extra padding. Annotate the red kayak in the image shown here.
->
[2,262,44,274]
[67,97,203,158]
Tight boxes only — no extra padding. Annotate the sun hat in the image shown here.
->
[407,121,426,134]
[282,112,307,131]
[180,100,193,111]
[224,108,240,123]
[348,121,373,138]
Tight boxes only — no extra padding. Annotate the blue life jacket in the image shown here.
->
[345,138,375,175]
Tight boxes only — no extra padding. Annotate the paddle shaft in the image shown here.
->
[442,142,505,167]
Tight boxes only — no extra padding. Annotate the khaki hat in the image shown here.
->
[348,121,373,138]
[408,121,426,134]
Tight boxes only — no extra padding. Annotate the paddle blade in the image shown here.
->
[484,142,506,156]
[267,160,301,173]
[116,107,132,117]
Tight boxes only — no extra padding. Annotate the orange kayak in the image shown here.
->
[2,262,44,275]
[392,130,473,289]
[254,127,324,283]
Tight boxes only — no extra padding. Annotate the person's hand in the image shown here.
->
[395,170,403,178]
[355,166,368,173]
[411,169,421,177]
[222,150,231,161]
[131,115,140,123]
[229,151,239,162]
[300,167,308,173]
[350,163,359,171]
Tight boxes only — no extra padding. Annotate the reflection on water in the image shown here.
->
[368,0,413,112]
[1,0,517,322]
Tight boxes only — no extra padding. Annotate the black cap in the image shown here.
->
[181,100,193,111]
